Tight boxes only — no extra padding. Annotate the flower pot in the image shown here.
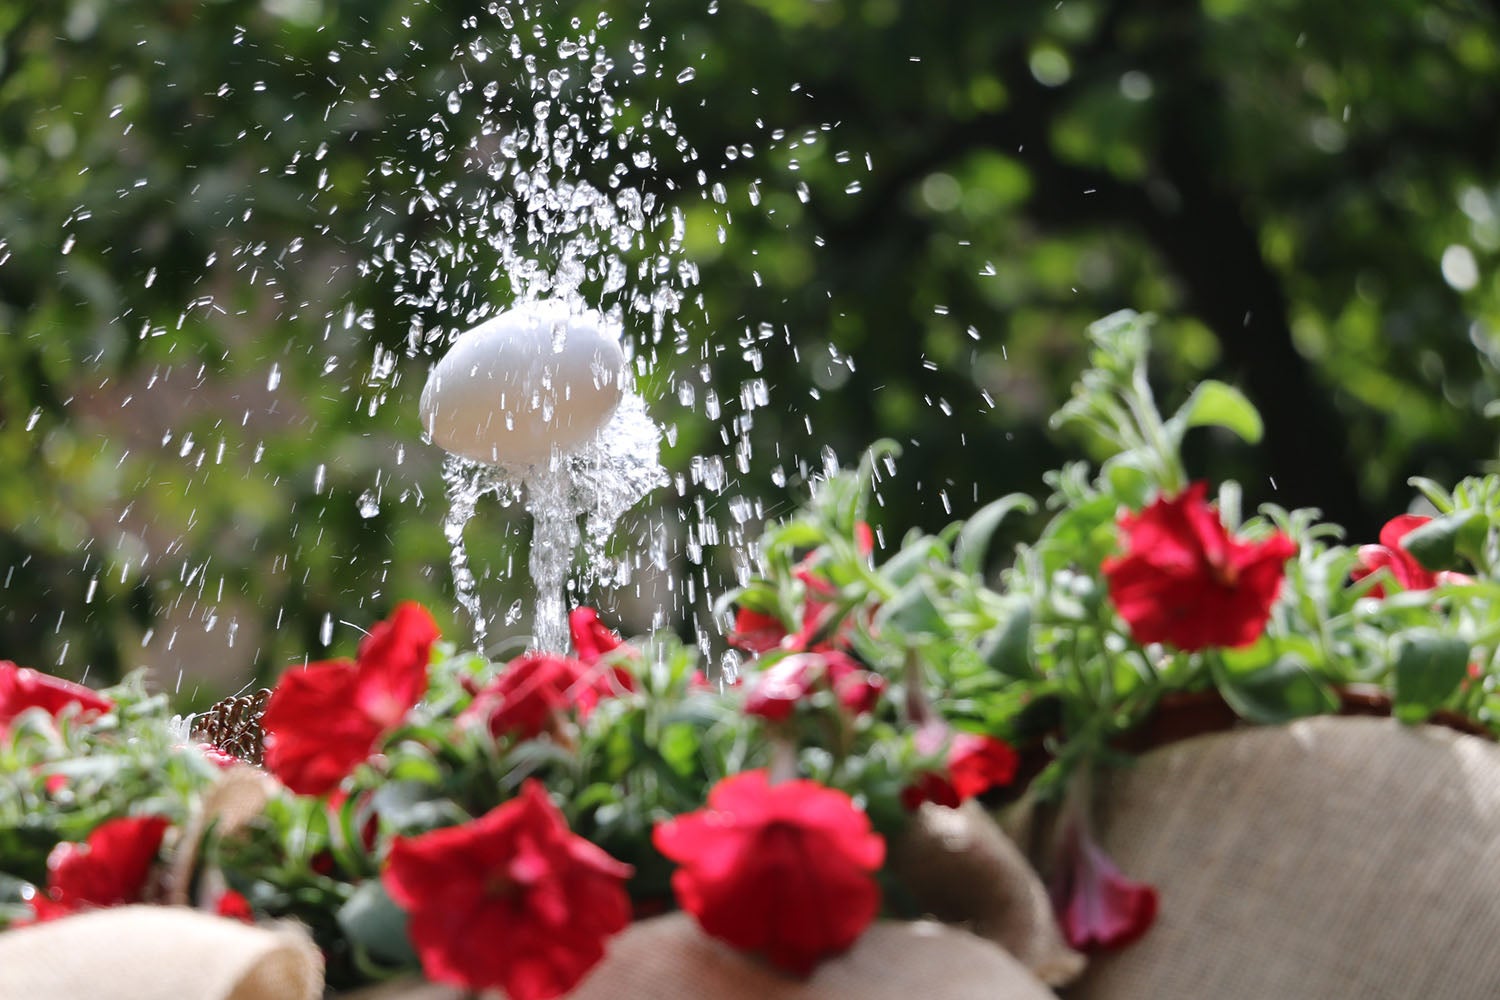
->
[1065,715,1500,999]
[1011,684,1491,794]
[337,914,1062,999]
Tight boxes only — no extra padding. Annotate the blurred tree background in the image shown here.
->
[2,0,1498,699]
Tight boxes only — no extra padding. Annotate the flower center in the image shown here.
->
[483,871,520,901]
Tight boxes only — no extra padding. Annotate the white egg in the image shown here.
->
[419,300,627,465]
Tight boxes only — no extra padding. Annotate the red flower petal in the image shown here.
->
[568,607,624,666]
[946,733,1020,800]
[0,661,113,737]
[262,661,383,796]
[383,780,633,1000]
[1349,515,1470,595]
[353,602,439,730]
[743,655,819,721]
[466,654,589,739]
[1103,482,1296,651]
[215,889,255,923]
[653,771,884,975]
[1051,823,1158,951]
[34,815,170,920]
[903,730,1018,809]
[727,607,790,654]
[261,605,440,797]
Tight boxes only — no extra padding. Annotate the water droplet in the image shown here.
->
[357,490,380,518]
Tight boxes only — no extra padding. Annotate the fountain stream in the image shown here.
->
[422,299,664,652]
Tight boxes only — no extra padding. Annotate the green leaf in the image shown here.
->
[368,782,464,835]
[1392,630,1470,724]
[874,579,949,638]
[1211,653,1337,724]
[337,879,418,966]
[978,603,1034,679]
[1406,476,1455,514]
[879,533,947,587]
[1171,379,1263,444]
[1401,510,1484,572]
[762,519,826,552]
[1101,454,1152,508]
[954,493,1036,575]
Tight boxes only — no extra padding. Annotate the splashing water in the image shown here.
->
[441,390,664,651]
[374,6,702,651]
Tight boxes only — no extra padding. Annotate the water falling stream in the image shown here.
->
[436,388,664,652]
[361,2,724,650]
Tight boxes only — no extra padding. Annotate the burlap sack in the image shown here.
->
[1067,715,1500,999]
[889,801,1084,986]
[338,913,1061,999]
[0,905,321,1000]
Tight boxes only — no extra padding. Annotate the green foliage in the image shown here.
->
[9,304,1500,989]
[4,0,1500,699]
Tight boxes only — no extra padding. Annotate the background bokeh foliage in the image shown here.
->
[2,0,1498,697]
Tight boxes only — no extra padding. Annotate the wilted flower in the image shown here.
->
[1049,818,1158,951]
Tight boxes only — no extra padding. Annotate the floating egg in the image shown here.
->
[420,300,627,465]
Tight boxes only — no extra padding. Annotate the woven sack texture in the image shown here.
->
[889,801,1084,986]
[0,905,321,1000]
[1068,715,1500,999]
[567,913,1059,1000]
[339,914,1061,1000]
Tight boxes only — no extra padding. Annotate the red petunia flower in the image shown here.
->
[262,602,440,796]
[833,667,886,716]
[466,654,586,740]
[1102,482,1297,652]
[0,661,113,738]
[383,780,633,1000]
[29,815,170,922]
[729,523,876,657]
[196,743,240,769]
[689,668,742,691]
[743,655,819,721]
[653,770,886,975]
[214,888,255,923]
[743,650,883,721]
[355,602,443,729]
[568,607,623,665]
[466,637,636,742]
[902,729,1019,810]
[567,607,637,700]
[727,607,790,654]
[1050,820,1158,951]
[1351,514,1471,597]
